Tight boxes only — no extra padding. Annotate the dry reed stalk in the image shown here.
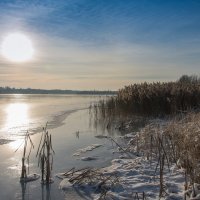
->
[16,131,34,180]
[36,123,55,184]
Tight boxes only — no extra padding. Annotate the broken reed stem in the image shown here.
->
[19,131,34,180]
[109,137,132,158]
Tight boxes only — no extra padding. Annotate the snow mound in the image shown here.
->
[73,144,103,156]
[20,173,40,183]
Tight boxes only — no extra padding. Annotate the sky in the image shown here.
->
[0,0,200,90]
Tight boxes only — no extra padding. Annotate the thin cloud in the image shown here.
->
[0,0,199,89]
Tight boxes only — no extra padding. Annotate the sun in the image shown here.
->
[1,33,34,62]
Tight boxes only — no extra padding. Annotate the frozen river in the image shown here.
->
[0,94,119,200]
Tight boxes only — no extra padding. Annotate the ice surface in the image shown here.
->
[80,156,97,161]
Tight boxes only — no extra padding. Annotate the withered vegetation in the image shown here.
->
[93,75,200,119]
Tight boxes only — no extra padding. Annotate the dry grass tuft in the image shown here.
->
[127,112,200,198]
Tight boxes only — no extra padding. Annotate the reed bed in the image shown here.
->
[93,76,200,119]
[90,75,200,198]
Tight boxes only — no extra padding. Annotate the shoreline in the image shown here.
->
[58,112,200,200]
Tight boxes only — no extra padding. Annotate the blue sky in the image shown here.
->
[0,0,200,89]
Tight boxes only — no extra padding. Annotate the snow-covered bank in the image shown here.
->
[58,111,200,200]
[59,147,185,200]
[97,157,185,200]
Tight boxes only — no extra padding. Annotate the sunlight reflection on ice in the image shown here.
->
[4,103,30,134]
[8,139,24,151]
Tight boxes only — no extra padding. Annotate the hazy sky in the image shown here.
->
[0,0,200,90]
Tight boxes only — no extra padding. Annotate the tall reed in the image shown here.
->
[94,78,200,120]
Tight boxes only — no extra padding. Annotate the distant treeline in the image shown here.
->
[0,87,116,95]
[96,75,200,117]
